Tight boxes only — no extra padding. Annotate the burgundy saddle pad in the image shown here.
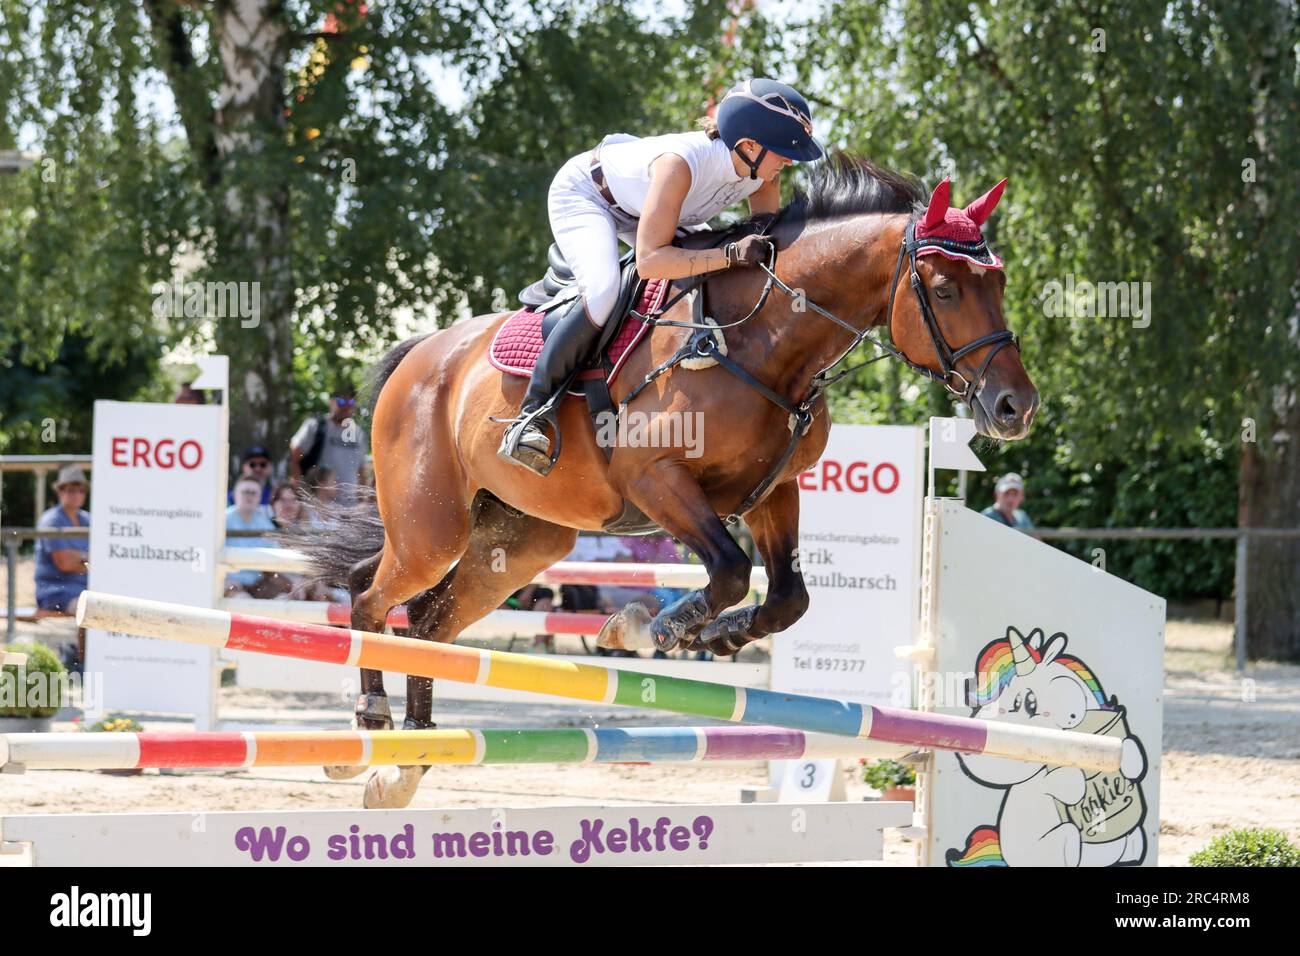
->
[488,279,668,396]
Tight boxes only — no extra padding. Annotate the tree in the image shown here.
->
[742,0,1299,657]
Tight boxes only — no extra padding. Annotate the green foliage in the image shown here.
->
[0,642,67,718]
[790,0,1299,601]
[1189,828,1300,867]
[83,714,146,733]
[2,0,1295,611]
[860,758,915,789]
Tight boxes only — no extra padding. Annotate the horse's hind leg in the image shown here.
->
[324,482,473,784]
[363,493,578,809]
[321,550,389,781]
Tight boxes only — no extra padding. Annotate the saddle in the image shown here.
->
[495,243,668,401]
[490,226,762,534]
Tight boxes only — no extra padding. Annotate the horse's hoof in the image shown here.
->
[696,605,758,657]
[597,602,655,651]
[650,591,712,652]
[325,694,392,780]
[323,763,369,781]
[363,765,429,809]
[650,616,681,652]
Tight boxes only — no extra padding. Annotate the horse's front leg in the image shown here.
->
[599,463,752,653]
[695,479,808,656]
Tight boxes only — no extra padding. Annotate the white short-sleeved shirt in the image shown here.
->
[597,131,765,225]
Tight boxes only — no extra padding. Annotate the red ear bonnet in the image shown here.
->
[912,178,1007,268]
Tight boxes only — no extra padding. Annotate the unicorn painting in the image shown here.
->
[945,626,1150,867]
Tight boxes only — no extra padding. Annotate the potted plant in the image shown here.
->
[81,714,147,775]
[0,642,66,732]
[861,758,916,803]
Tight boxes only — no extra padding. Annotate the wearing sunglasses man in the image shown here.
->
[289,387,369,505]
[226,445,275,506]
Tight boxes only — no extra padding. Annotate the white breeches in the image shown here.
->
[547,150,638,328]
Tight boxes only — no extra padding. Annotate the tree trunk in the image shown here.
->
[1238,2,1300,663]
[211,0,295,467]
[1239,391,1300,662]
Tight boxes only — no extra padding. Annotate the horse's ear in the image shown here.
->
[921,178,951,230]
[964,178,1008,226]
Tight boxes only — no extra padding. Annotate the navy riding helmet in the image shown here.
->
[716,77,825,179]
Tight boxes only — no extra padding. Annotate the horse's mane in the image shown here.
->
[784,151,924,223]
[682,150,924,248]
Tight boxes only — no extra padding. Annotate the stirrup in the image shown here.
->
[494,397,565,476]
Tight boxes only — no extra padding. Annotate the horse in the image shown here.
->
[291,153,1039,807]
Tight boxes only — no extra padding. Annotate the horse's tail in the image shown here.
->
[273,333,432,588]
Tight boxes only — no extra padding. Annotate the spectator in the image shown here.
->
[266,482,320,600]
[34,466,90,618]
[226,446,274,507]
[173,384,207,404]
[625,533,686,614]
[269,482,308,530]
[289,387,369,505]
[507,584,557,652]
[224,477,284,598]
[303,466,341,529]
[981,473,1035,531]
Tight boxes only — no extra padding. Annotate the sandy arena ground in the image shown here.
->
[2,556,1298,866]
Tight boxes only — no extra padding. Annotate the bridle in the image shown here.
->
[624,214,1023,520]
[881,220,1020,407]
[632,216,1020,409]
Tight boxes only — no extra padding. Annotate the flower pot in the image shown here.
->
[880,786,915,804]
[0,716,54,732]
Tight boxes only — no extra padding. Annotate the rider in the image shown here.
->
[499,77,825,474]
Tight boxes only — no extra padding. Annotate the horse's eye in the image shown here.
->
[934,285,954,300]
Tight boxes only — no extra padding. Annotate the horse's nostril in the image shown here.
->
[995,390,1021,423]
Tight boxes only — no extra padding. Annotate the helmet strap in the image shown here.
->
[735,143,769,180]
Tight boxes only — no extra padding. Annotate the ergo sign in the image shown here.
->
[109,437,205,470]
[797,458,900,494]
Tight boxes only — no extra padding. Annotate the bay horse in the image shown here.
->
[292,154,1039,807]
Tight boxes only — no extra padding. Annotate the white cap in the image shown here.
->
[995,473,1024,494]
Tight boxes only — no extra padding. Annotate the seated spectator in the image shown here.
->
[269,482,308,530]
[506,584,557,652]
[266,482,320,600]
[625,533,687,617]
[303,466,341,529]
[226,446,274,506]
[223,477,286,598]
[34,467,90,618]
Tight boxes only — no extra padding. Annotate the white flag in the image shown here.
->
[929,416,985,472]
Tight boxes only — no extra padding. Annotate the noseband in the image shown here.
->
[883,221,1020,406]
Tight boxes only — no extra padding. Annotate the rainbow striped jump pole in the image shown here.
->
[218,597,611,636]
[76,591,1123,773]
[220,549,769,592]
[0,726,911,772]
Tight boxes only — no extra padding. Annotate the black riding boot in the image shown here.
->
[498,295,604,474]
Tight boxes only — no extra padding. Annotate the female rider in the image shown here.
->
[499,77,825,474]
